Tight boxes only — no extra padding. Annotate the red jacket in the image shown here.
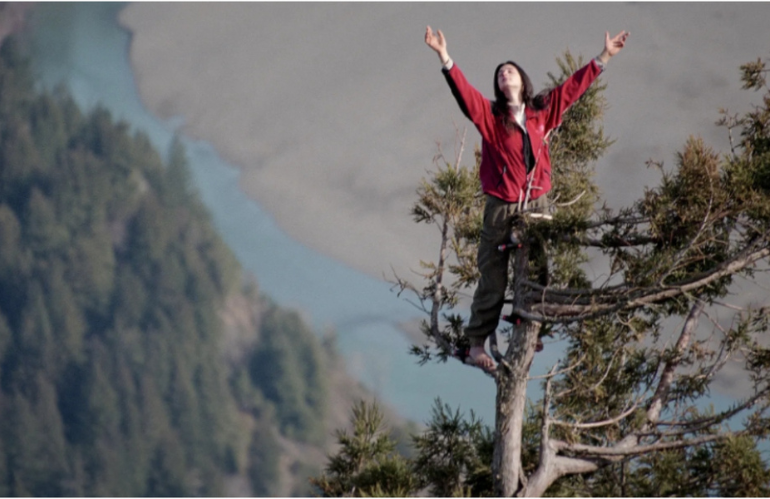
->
[443,60,603,203]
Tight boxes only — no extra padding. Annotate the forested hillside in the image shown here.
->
[0,37,353,496]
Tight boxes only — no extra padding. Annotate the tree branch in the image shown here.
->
[583,214,650,230]
[527,352,587,381]
[650,388,770,436]
[553,432,748,458]
[560,232,659,248]
[516,245,770,324]
[551,400,641,430]
[646,301,704,425]
[553,348,621,400]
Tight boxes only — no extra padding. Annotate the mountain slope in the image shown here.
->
[0,36,393,497]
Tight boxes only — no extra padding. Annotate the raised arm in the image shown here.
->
[425,26,450,66]
[542,30,629,132]
[425,26,497,140]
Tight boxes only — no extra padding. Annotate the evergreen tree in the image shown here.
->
[0,34,342,496]
[0,37,240,495]
[247,416,283,496]
[250,303,328,444]
[411,400,493,497]
[312,400,416,497]
[380,52,770,495]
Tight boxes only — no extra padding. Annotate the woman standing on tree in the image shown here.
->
[424,26,629,373]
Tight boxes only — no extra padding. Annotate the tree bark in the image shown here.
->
[492,239,539,496]
[492,322,538,496]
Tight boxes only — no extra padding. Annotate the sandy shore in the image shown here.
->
[118,2,769,283]
[118,3,450,281]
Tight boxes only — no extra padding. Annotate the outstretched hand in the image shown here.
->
[605,30,630,57]
[425,26,449,63]
[599,30,629,64]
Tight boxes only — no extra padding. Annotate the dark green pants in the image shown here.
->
[465,194,548,347]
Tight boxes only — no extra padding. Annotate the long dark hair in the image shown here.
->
[492,61,550,129]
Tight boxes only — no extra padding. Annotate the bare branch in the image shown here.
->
[555,189,586,208]
[453,125,467,170]
[562,232,659,248]
[541,364,558,451]
[554,432,747,458]
[697,306,746,384]
[516,245,770,324]
[551,400,641,430]
[652,388,770,433]
[646,301,704,424]
[708,298,753,313]
[387,269,432,315]
[584,214,650,230]
[527,352,587,381]
[521,279,632,300]
[716,108,742,158]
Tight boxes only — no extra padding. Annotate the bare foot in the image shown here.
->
[469,346,496,373]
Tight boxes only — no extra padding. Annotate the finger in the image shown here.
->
[426,26,437,46]
[437,29,445,44]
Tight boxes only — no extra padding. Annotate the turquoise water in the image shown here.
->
[26,2,497,424]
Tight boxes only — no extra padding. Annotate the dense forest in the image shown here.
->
[0,36,351,496]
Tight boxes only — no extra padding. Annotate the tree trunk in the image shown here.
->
[492,234,540,495]
[492,321,539,496]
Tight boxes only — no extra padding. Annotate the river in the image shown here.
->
[25,2,498,424]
